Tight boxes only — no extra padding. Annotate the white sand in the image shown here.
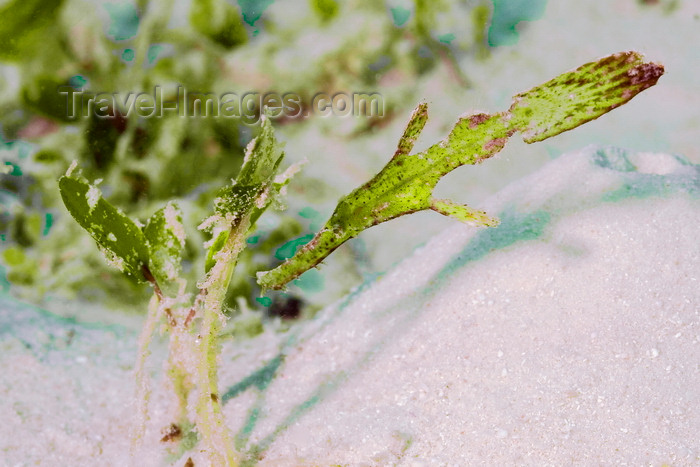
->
[1,146,698,465]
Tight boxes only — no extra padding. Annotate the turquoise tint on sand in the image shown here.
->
[274,234,315,261]
[488,0,548,46]
[104,3,140,41]
[390,6,411,27]
[237,0,275,26]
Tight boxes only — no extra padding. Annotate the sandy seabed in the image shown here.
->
[1,146,698,466]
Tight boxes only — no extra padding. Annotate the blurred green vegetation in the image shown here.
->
[0,0,501,320]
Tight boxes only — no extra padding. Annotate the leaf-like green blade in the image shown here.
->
[257,110,510,290]
[235,115,286,189]
[213,116,285,218]
[258,51,664,291]
[143,202,186,289]
[508,51,664,143]
[204,229,229,273]
[213,183,260,222]
[430,199,499,226]
[203,115,285,271]
[59,175,149,282]
[394,102,428,158]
